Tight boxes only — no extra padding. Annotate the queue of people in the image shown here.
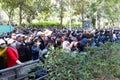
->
[0,27,120,70]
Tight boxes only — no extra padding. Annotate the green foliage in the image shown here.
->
[40,43,120,80]
[71,22,82,27]
[28,21,82,28]
[28,21,61,28]
[0,0,120,27]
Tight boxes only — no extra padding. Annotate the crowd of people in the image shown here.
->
[0,27,120,70]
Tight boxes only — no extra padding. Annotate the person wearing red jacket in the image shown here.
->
[6,39,23,67]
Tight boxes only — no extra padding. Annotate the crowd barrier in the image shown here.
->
[0,59,47,80]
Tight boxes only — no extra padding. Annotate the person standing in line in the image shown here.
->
[6,39,23,67]
[0,39,7,69]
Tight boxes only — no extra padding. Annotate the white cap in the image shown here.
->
[44,29,52,36]
[0,39,5,45]
[4,38,10,41]
[7,39,15,45]
[37,31,45,36]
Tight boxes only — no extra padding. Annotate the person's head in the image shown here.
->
[44,29,53,37]
[11,33,16,40]
[51,34,57,40]
[100,30,104,34]
[55,38,62,47]
[33,38,40,46]
[37,31,45,37]
[22,35,28,41]
[82,34,89,39]
[29,34,34,40]
[16,34,24,42]
[113,31,116,34]
[89,34,94,39]
[7,39,16,47]
[76,41,81,50]
[64,37,71,42]
[0,39,7,48]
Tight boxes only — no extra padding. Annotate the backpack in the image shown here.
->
[16,42,32,62]
[0,48,7,70]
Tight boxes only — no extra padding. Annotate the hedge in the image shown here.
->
[28,21,82,28]
[39,42,120,80]
[28,21,61,28]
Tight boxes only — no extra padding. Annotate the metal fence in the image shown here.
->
[0,59,47,80]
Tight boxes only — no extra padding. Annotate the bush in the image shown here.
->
[71,22,82,27]
[28,21,82,28]
[28,21,61,28]
[40,42,120,80]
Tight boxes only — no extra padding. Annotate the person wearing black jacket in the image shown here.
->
[16,34,32,62]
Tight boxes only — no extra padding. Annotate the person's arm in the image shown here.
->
[16,60,24,65]
[69,42,74,48]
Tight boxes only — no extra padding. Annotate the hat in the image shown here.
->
[7,39,15,45]
[0,39,5,45]
[4,38,10,41]
[44,29,52,36]
[37,31,45,36]
[16,34,23,40]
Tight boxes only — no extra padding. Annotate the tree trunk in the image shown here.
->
[8,9,13,24]
[27,16,31,23]
[8,15,11,25]
[92,18,95,28]
[81,12,84,22]
[118,18,120,28]
[8,14,11,25]
[95,12,98,29]
[111,19,114,27]
[81,2,84,28]
[60,0,63,29]
[60,15,63,28]
[19,2,22,25]
[98,18,101,29]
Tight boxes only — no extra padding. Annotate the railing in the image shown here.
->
[0,59,39,73]
[0,59,47,80]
